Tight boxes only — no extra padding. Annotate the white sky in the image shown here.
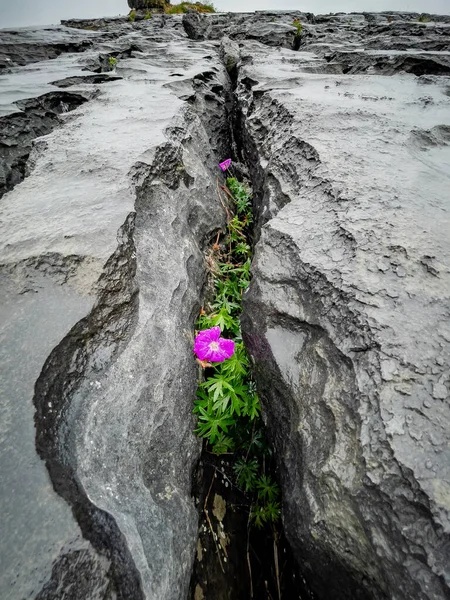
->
[0,0,449,28]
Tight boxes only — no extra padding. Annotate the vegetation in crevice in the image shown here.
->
[292,18,303,35]
[417,13,432,23]
[193,175,280,530]
[292,18,303,50]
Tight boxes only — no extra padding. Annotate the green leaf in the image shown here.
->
[195,405,236,444]
[256,475,280,502]
[234,457,259,492]
[235,242,251,258]
[264,501,281,523]
[241,391,260,420]
[218,342,248,382]
[211,433,235,455]
[251,501,281,528]
[196,312,214,330]
[209,306,238,332]
[193,388,211,414]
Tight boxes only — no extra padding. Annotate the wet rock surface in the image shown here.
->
[0,17,229,600]
[0,26,98,71]
[0,90,91,198]
[0,9,449,600]
[183,10,304,47]
[236,14,450,600]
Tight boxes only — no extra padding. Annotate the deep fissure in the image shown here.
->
[187,52,315,599]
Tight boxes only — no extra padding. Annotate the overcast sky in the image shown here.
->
[0,0,449,28]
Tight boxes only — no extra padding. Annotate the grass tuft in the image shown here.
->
[292,18,302,35]
[165,2,216,14]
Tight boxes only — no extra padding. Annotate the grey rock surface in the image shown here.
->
[1,9,450,600]
[0,26,98,71]
[0,90,91,198]
[0,18,230,600]
[218,36,240,74]
[238,17,450,600]
[182,10,305,48]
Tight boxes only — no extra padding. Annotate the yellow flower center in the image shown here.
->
[209,342,219,350]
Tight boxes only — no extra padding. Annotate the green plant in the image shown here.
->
[193,174,280,529]
[234,458,259,491]
[251,501,281,528]
[108,56,117,69]
[292,18,303,36]
[417,14,431,23]
[128,9,136,21]
[256,474,280,502]
[144,10,152,19]
[165,2,216,14]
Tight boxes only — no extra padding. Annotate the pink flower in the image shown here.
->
[219,158,232,172]
[194,326,235,363]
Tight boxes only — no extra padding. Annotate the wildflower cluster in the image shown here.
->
[193,173,280,528]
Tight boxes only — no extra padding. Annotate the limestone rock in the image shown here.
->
[238,20,450,600]
[183,9,208,40]
[0,19,229,600]
[183,10,305,48]
[0,25,96,71]
[0,91,91,198]
[219,36,240,74]
[2,9,450,600]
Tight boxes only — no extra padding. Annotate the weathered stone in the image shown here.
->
[2,9,450,600]
[0,26,97,72]
[0,20,230,600]
[238,20,450,600]
[0,91,91,199]
[183,9,208,40]
[50,74,122,88]
[219,36,240,74]
[183,10,306,48]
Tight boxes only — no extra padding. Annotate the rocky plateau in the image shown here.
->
[0,8,449,600]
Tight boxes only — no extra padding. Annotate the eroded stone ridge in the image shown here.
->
[235,15,450,600]
[0,18,230,600]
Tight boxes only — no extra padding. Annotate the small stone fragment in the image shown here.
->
[432,383,448,399]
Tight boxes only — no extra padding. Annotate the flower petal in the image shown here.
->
[194,338,212,361]
[218,338,235,360]
[195,329,213,344]
[208,326,221,342]
[208,347,226,362]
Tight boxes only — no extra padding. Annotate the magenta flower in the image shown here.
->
[194,326,235,363]
[219,158,232,172]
